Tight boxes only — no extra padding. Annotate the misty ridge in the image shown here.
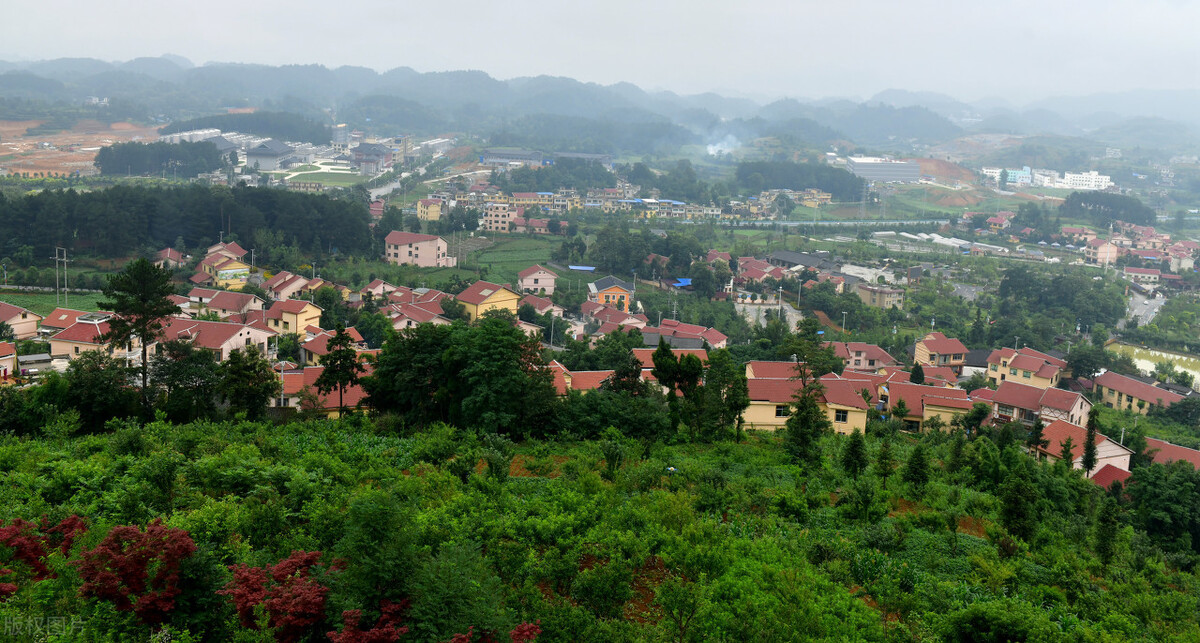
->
[0,55,1197,157]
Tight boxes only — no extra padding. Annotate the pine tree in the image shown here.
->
[909,363,925,385]
[316,325,367,415]
[876,438,896,481]
[903,443,930,489]
[784,383,831,466]
[841,429,869,479]
[1025,417,1049,454]
[1058,436,1076,466]
[1094,498,1120,566]
[1082,408,1100,475]
[99,258,181,415]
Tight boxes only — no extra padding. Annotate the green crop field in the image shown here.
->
[472,236,559,283]
[288,171,363,187]
[0,290,108,316]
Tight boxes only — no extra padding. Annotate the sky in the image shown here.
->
[3,0,1199,104]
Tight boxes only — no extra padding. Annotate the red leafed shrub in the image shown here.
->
[75,519,197,625]
[0,519,51,581]
[442,622,542,643]
[328,599,411,643]
[43,515,88,555]
[220,550,331,643]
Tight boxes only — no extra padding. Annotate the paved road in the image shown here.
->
[951,283,987,302]
[1124,292,1167,328]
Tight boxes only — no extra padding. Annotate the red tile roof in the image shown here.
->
[1091,464,1132,488]
[162,317,270,349]
[0,342,15,358]
[52,319,111,344]
[570,370,615,391]
[1038,386,1085,413]
[1095,371,1184,407]
[1038,420,1104,460]
[886,382,972,416]
[748,378,801,404]
[457,281,515,306]
[993,380,1050,411]
[1145,438,1200,469]
[385,231,442,245]
[41,308,93,330]
[917,332,967,356]
[519,294,557,314]
[518,264,557,279]
[280,365,371,410]
[746,361,798,379]
[819,377,871,409]
[208,291,260,313]
[631,348,708,369]
[826,342,896,366]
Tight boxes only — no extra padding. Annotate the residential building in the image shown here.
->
[203,291,265,318]
[517,265,558,295]
[588,276,636,313]
[744,361,798,380]
[299,327,366,366]
[827,342,898,373]
[0,301,43,340]
[1123,267,1161,284]
[198,254,250,288]
[1060,171,1113,191]
[482,203,522,233]
[741,375,870,433]
[262,271,311,301]
[383,231,456,268]
[0,342,15,382]
[990,380,1092,427]
[913,332,968,374]
[456,281,521,321]
[39,308,94,336]
[160,317,274,361]
[154,247,187,269]
[1093,371,1183,414]
[1084,239,1119,266]
[856,283,905,309]
[986,347,1065,389]
[48,312,140,363]
[262,300,323,335]
[277,366,370,417]
[641,319,728,349]
[519,294,563,318]
[1036,420,1132,477]
[416,198,444,221]
[1144,438,1200,469]
[883,382,975,431]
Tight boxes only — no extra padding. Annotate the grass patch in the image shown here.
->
[0,291,108,316]
[471,235,559,284]
[288,172,364,187]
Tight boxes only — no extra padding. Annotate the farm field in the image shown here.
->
[471,235,560,284]
[0,119,160,178]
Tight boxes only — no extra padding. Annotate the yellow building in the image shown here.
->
[883,382,974,431]
[417,198,444,221]
[457,281,521,321]
[1094,371,1184,414]
[986,347,1064,389]
[265,300,323,334]
[743,377,869,434]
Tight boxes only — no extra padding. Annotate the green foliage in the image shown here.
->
[735,160,864,201]
[94,140,224,178]
[841,429,868,479]
[159,111,331,144]
[218,347,280,420]
[1059,190,1157,227]
[315,325,367,413]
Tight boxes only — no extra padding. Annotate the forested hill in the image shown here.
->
[0,184,373,259]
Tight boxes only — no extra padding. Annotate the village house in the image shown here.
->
[741,375,870,433]
[744,360,798,380]
[384,300,450,331]
[856,283,905,309]
[203,290,265,319]
[482,203,523,233]
[827,342,899,373]
[161,317,275,361]
[519,294,564,318]
[0,342,15,382]
[154,247,188,270]
[1144,438,1200,469]
[383,231,456,268]
[417,198,444,221]
[276,365,370,417]
[262,271,312,301]
[518,265,558,295]
[197,254,250,288]
[1123,267,1161,285]
[1036,419,1133,477]
[456,281,521,321]
[913,332,968,374]
[1084,239,1119,266]
[299,327,366,366]
[881,382,974,431]
[242,299,325,335]
[38,308,95,337]
[1093,370,1183,414]
[986,347,1065,389]
[640,319,728,349]
[48,312,141,363]
[0,301,43,340]
[588,276,636,313]
[987,380,1092,427]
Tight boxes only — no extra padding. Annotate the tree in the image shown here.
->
[909,363,925,385]
[316,325,367,415]
[1095,498,1120,566]
[998,169,1009,191]
[99,258,181,414]
[903,443,930,489]
[64,351,140,431]
[841,429,868,479]
[1082,407,1100,475]
[219,347,281,419]
[77,520,198,625]
[999,474,1039,541]
[440,297,468,322]
[876,439,896,481]
[150,339,221,423]
[1058,436,1076,466]
[784,381,831,466]
[0,320,13,343]
[1025,417,1049,454]
[699,349,750,442]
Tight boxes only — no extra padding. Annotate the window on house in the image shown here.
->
[990,364,998,371]
[283,322,290,331]
[775,405,790,418]
[1023,371,1031,378]
[1010,368,1017,376]
[74,347,80,355]
[835,409,848,423]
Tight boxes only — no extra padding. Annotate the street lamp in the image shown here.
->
[841,311,848,338]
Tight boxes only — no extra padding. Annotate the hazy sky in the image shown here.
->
[4,0,1198,103]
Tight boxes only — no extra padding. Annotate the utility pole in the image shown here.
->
[842,311,848,339]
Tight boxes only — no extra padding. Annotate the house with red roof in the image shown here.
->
[882,381,974,431]
[580,301,647,330]
[827,341,898,373]
[741,374,871,433]
[641,319,728,349]
[48,313,126,361]
[0,342,15,382]
[154,247,188,270]
[705,249,732,265]
[1123,266,1161,285]
[0,301,43,340]
[204,291,265,319]
[38,308,95,336]
[991,380,1091,427]
[1144,438,1200,469]
[1090,464,1132,488]
[384,231,456,268]
[519,294,564,318]
[1084,238,1119,266]
[259,299,323,335]
[913,332,968,374]
[275,365,371,418]
[1094,371,1183,414]
[457,280,521,321]
[160,317,275,361]
[206,241,248,261]
[299,327,366,366]
[745,361,798,380]
[262,271,311,301]
[383,301,450,331]
[517,265,558,295]
[986,347,1065,389]
[1036,419,1132,477]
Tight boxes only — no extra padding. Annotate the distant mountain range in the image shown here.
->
[0,56,1194,158]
